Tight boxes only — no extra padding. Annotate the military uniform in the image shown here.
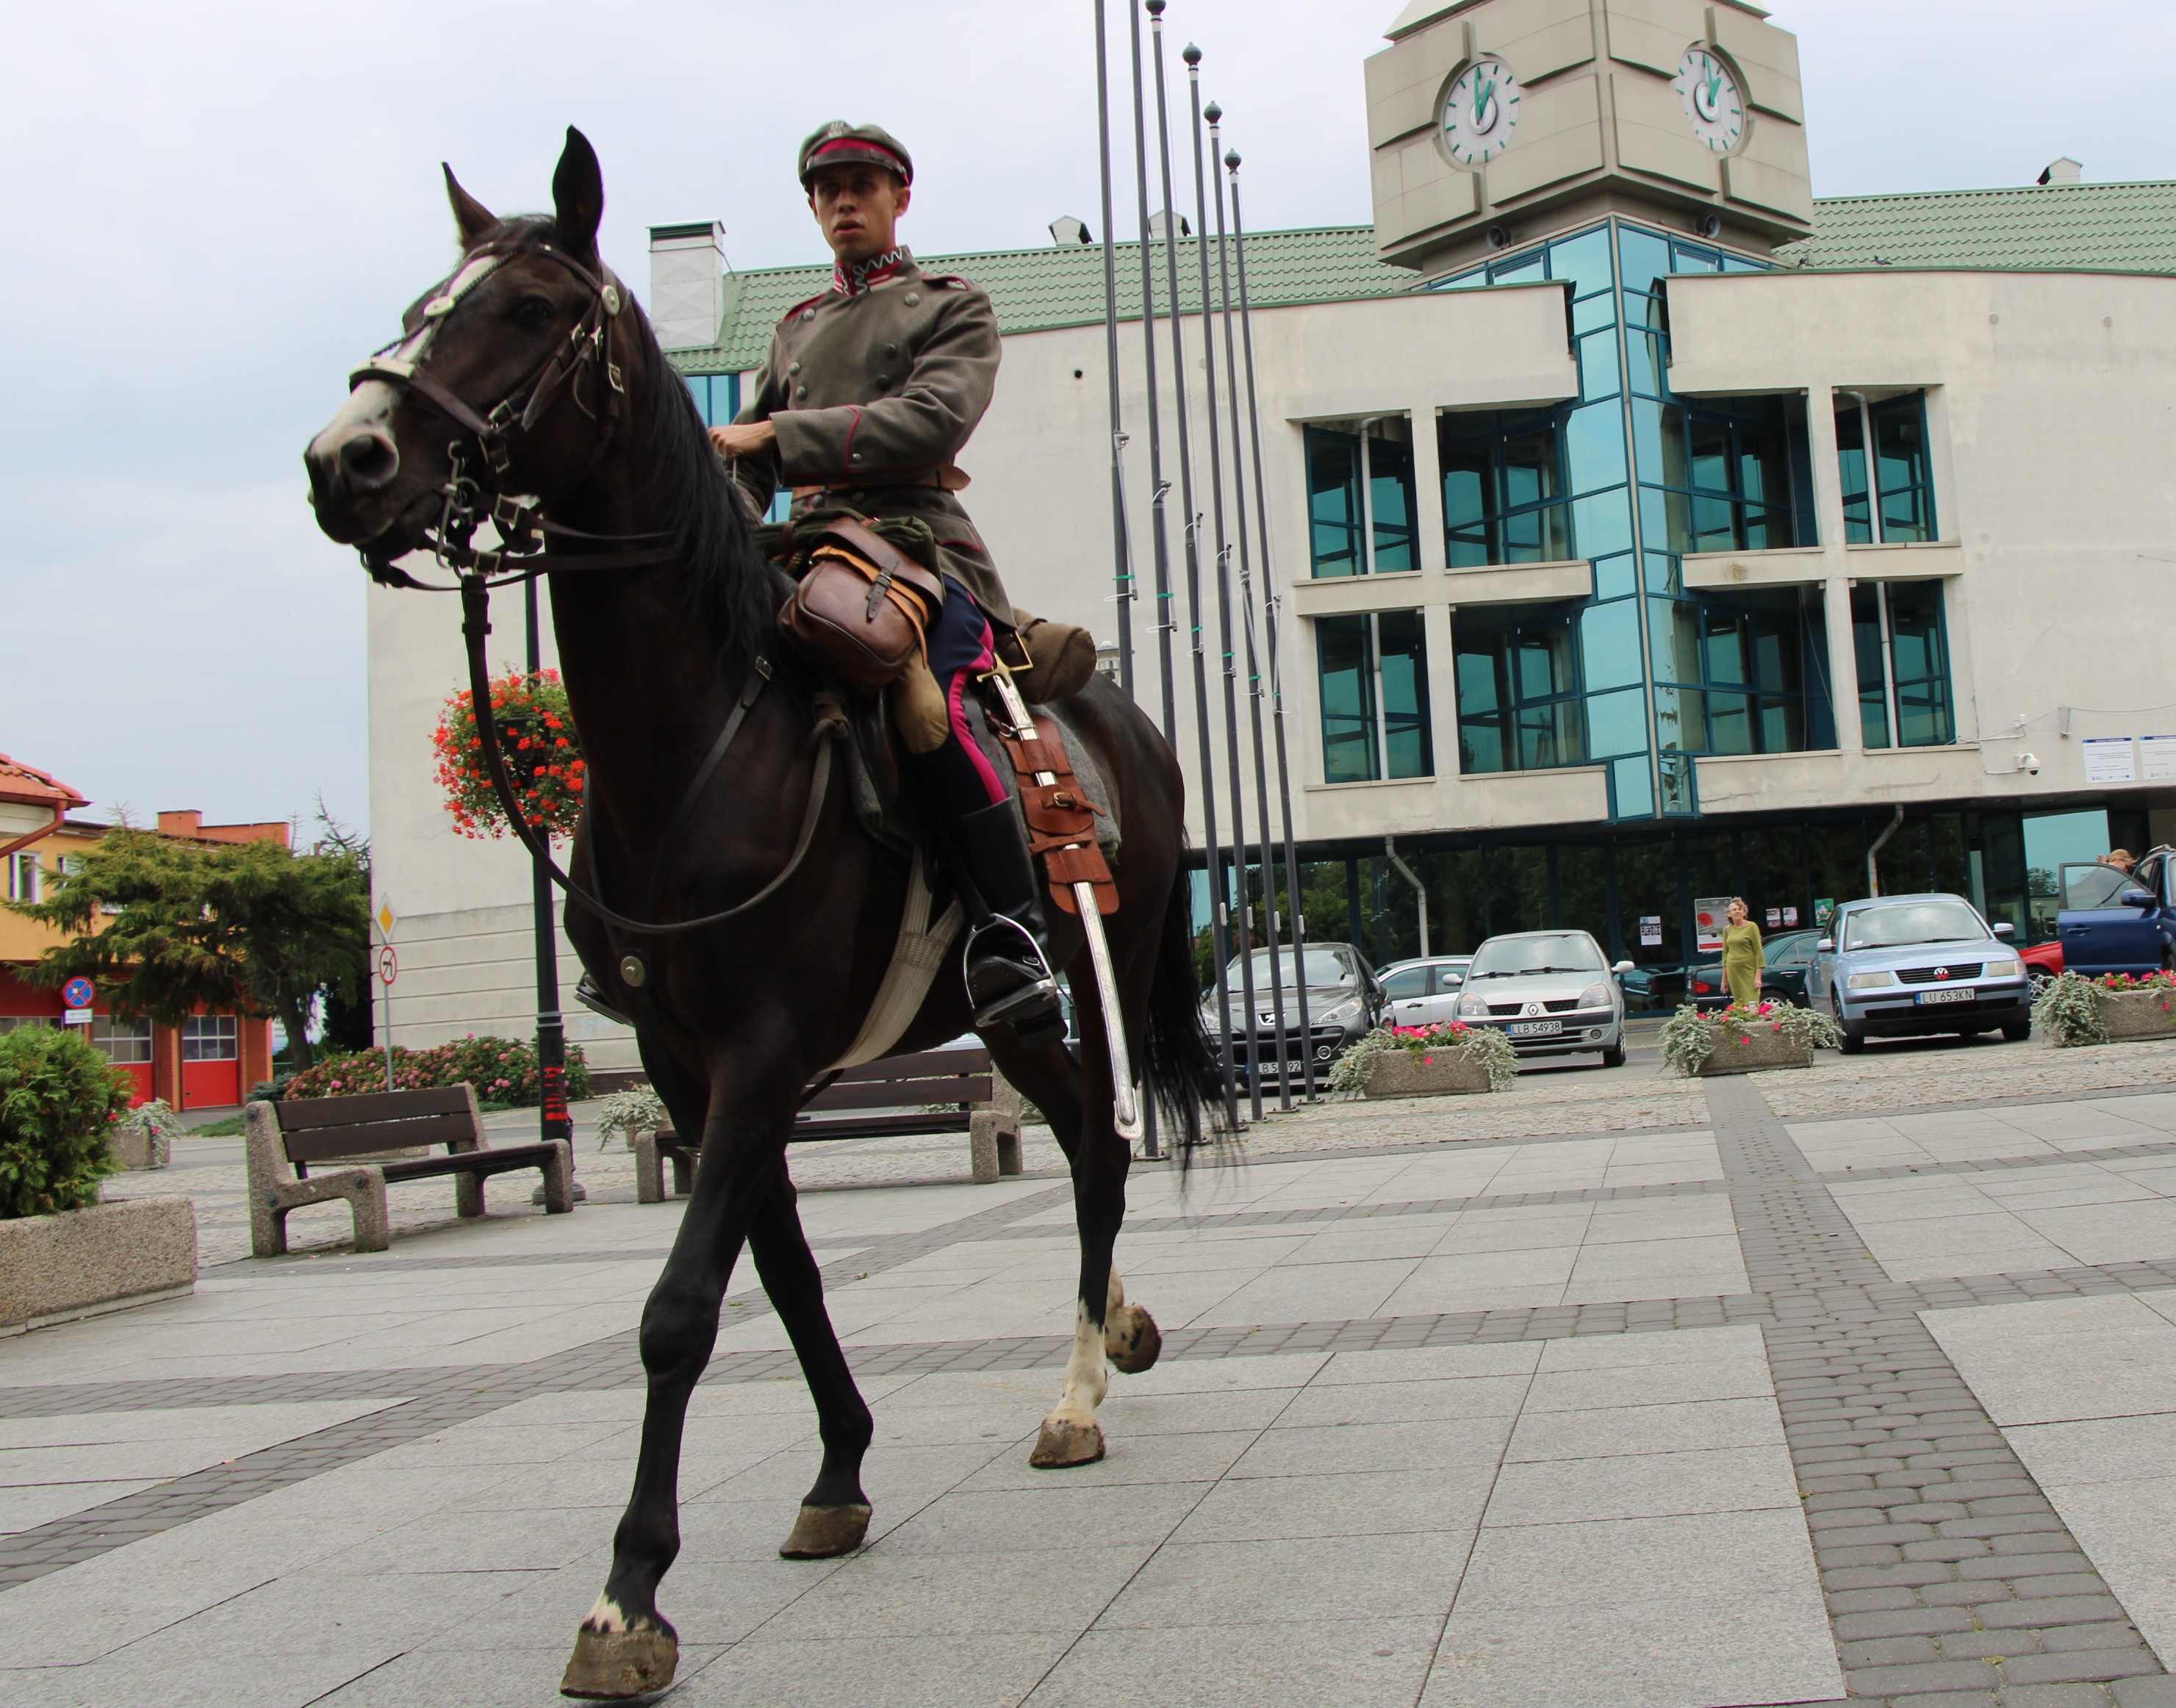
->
[730,254,1010,621]
[739,121,1063,1049]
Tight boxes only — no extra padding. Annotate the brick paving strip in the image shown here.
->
[1706,1074,2176,1708]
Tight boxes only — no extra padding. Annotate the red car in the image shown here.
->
[2022,939,2063,995]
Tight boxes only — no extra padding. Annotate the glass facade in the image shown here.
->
[1836,392,1937,544]
[1426,219,1845,815]
[1853,579,1955,747]
[1307,419,1418,577]
[1317,611,1432,782]
[682,373,739,426]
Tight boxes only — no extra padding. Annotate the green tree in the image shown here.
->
[6,824,370,1072]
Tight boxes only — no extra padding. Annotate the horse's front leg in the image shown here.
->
[560,1061,789,1701]
[749,1172,875,1558]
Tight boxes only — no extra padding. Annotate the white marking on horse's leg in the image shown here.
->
[583,1592,629,1633]
[1047,1299,1110,1429]
[1106,1267,1126,1317]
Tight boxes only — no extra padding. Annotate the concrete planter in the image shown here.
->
[109,1124,170,1171]
[1364,1049,1492,1098]
[2098,988,2176,1041]
[0,1196,197,1334]
[1695,1025,1814,1076]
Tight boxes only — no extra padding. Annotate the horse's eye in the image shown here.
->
[511,295,556,331]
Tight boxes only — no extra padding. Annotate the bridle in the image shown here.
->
[345,237,845,963]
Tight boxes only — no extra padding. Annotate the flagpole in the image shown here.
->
[1093,0,1135,697]
[1209,123,1290,1113]
[1227,153,1317,1100]
[1129,0,1177,743]
[1148,2,1237,1127]
[1186,55,1261,1123]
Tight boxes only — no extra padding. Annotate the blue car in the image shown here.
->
[1807,892,2031,1055]
[2055,851,2176,977]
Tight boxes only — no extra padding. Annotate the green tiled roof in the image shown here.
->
[668,226,1417,376]
[1776,179,2176,275]
[669,179,2176,376]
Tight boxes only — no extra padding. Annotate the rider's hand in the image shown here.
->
[708,421,778,459]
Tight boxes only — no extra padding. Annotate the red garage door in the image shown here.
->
[181,1013,240,1109]
[93,1015,156,1106]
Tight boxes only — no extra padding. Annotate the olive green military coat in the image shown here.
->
[731,254,1010,617]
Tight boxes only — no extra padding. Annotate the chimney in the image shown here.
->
[1147,209,1191,240]
[647,221,727,350]
[1049,215,1093,246]
[156,810,202,839]
[2037,157,2083,186]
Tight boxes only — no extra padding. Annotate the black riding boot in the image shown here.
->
[944,797,1067,1049]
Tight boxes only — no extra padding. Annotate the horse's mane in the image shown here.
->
[498,215,778,678]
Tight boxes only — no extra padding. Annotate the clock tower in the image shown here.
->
[1366,0,1813,275]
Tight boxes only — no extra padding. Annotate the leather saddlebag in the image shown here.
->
[779,519,945,692]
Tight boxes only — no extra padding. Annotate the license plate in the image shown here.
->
[1916,987,1975,1005]
[1509,1019,1562,1037]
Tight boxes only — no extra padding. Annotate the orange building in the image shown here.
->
[0,756,283,1110]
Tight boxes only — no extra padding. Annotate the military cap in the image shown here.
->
[797,121,914,189]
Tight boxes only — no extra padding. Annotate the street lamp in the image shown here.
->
[524,576,580,1199]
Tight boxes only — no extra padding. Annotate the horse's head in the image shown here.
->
[305,127,631,564]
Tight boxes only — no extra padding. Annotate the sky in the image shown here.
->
[2,0,2170,838]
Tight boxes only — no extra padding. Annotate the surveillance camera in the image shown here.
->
[2017,753,2041,775]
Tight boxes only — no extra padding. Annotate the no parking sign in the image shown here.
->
[61,977,94,1023]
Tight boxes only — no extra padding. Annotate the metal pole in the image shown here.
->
[1189,63,1260,1123]
[525,578,579,1197]
[1094,0,1135,696]
[1229,158,1317,1099]
[1130,0,1177,743]
[1210,128,1289,1113]
[1148,3,1237,1128]
[381,964,395,1092]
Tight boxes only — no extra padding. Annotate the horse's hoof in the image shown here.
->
[1105,1305,1163,1374]
[560,1622,678,1700]
[1030,1417,1106,1468]
[780,1502,872,1559]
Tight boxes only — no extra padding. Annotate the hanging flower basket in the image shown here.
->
[432,669,585,841]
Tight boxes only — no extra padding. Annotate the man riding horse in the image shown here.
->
[710,121,1068,1050]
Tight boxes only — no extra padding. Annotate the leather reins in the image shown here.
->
[348,238,844,949]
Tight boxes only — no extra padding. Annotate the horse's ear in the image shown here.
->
[552,126,605,256]
[442,165,498,247]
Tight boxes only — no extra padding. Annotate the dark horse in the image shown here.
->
[304,129,1220,1698]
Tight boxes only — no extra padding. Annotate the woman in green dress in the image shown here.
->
[1722,897,1764,1008]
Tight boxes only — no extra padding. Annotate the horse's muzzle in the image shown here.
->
[306,381,409,543]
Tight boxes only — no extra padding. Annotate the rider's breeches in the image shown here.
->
[896,578,1008,815]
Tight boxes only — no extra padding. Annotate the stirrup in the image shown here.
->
[963,914,1063,1033]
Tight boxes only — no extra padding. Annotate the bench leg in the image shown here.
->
[348,1176,392,1254]
[456,1171,486,1219]
[997,1131,1024,1177]
[633,1134,664,1205]
[670,1152,694,1198]
[540,1140,575,1214]
[251,1198,290,1260]
[969,1123,999,1185]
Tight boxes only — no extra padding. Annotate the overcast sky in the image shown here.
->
[2,0,2169,837]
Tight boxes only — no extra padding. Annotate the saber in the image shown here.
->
[985,668,1144,1142]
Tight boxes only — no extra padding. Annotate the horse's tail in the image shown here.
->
[1144,850,1229,1160]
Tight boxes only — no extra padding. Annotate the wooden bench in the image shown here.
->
[632,1047,1023,1202]
[244,1085,573,1258]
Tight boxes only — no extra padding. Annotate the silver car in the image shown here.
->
[1806,892,2031,1054]
[1453,930,1633,1067]
[1379,955,1475,1029]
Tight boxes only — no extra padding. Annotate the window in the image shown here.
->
[181,1013,239,1062]
[5,853,40,903]
[1316,611,1433,782]
[1648,586,1836,756]
[1637,394,1816,554]
[93,1015,153,1065]
[680,372,738,426]
[1853,580,1954,747]
[1452,603,1585,774]
[1380,966,1429,1000]
[1836,392,1936,543]
[1305,419,1417,578]
[0,1016,57,1036]
[1438,410,1573,566]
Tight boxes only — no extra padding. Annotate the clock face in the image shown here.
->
[1674,47,1746,152]
[1440,57,1520,167]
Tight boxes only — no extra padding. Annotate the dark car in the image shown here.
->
[1202,941,1384,1083]
[1618,963,1687,1013]
[1681,927,1821,1010]
[2055,849,2176,977]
